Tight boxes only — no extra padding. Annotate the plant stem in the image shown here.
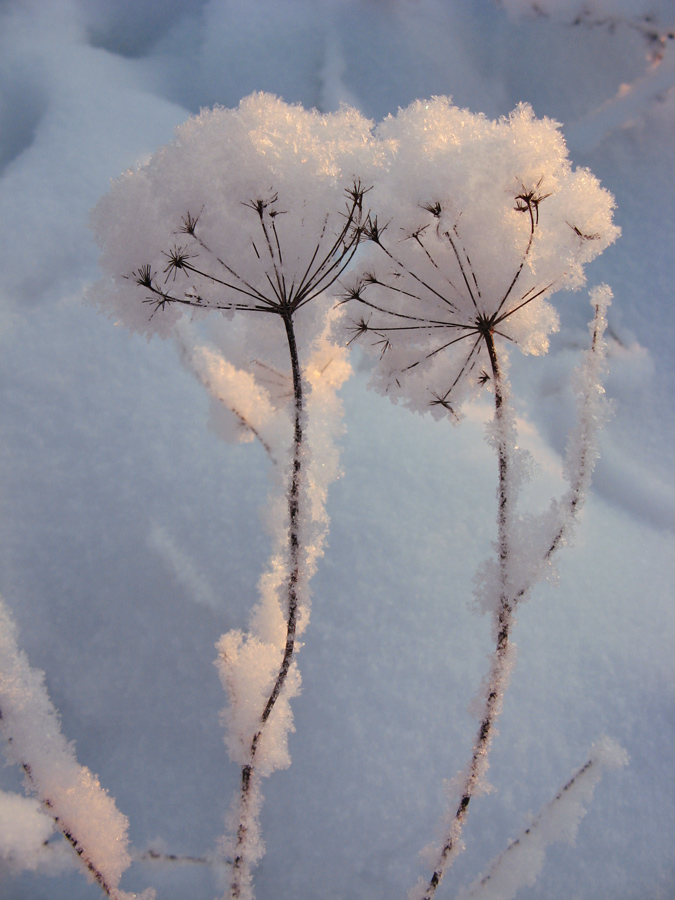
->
[230,310,304,899]
[511,300,606,604]
[10,750,119,899]
[420,330,513,900]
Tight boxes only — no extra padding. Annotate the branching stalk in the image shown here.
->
[140,181,367,898]
[418,296,609,899]
[133,187,367,900]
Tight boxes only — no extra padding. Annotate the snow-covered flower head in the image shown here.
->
[340,98,619,419]
[90,93,381,374]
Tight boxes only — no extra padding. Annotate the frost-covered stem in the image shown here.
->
[548,302,602,547]
[173,333,276,462]
[230,309,303,899]
[469,758,593,897]
[485,331,510,602]
[0,716,119,899]
[420,646,512,900]
[420,330,513,900]
[465,734,627,899]
[512,298,607,604]
[225,407,275,462]
[136,847,211,865]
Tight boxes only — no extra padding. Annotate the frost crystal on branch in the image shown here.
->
[460,737,628,900]
[0,597,137,899]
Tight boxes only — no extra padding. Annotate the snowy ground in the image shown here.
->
[0,1,673,899]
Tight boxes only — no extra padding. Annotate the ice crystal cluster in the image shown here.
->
[340,99,619,420]
[91,92,380,367]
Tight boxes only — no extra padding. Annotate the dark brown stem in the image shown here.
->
[230,310,304,899]
[420,330,514,900]
[9,750,119,899]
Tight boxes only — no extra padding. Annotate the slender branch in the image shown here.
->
[466,733,627,899]
[493,282,554,329]
[468,758,594,897]
[227,406,276,462]
[292,210,365,309]
[180,214,267,301]
[420,330,513,900]
[136,847,212,866]
[511,299,608,603]
[442,227,479,311]
[172,335,276,463]
[6,749,119,899]
[374,231,462,311]
[345,291,461,328]
[428,335,483,402]
[230,310,304,900]
[293,236,361,310]
[259,213,286,301]
[138,276,274,315]
[292,219,330,299]
[292,187,365,306]
[411,231,464,309]
[493,196,538,317]
[303,191,362,284]
[170,255,277,308]
[419,329,480,364]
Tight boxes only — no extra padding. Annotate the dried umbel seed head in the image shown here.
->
[338,98,619,421]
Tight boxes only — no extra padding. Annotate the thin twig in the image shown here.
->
[0,725,120,900]
[229,311,304,899]
[419,330,513,900]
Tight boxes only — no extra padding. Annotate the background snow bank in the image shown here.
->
[0,1,672,898]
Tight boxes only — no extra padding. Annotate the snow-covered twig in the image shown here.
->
[497,0,675,54]
[0,598,144,899]
[172,324,278,463]
[507,286,613,609]
[461,736,628,900]
[567,41,675,153]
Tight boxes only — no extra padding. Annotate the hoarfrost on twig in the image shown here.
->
[0,597,136,898]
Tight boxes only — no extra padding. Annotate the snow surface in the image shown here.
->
[0,1,673,899]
